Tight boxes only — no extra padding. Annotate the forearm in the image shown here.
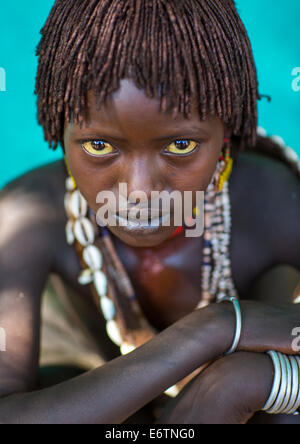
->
[0,304,234,424]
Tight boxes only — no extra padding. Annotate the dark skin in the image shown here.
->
[0,79,299,424]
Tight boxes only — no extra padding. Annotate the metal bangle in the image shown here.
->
[263,351,282,412]
[279,354,292,412]
[289,356,300,415]
[268,352,288,414]
[283,356,299,414]
[218,296,242,356]
[263,352,300,415]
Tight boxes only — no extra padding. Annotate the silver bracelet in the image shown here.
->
[282,356,299,414]
[263,351,281,412]
[288,356,300,415]
[267,353,288,414]
[218,296,242,355]
[280,354,293,412]
[263,351,300,415]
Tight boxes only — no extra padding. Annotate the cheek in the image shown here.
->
[65,145,119,213]
[198,139,223,189]
[77,173,111,214]
[168,145,221,193]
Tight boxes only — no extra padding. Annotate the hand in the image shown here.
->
[237,300,300,354]
[156,352,274,424]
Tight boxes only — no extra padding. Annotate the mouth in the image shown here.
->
[112,211,172,234]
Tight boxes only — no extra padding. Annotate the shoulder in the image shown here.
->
[0,159,67,263]
[0,159,66,222]
[230,138,300,269]
[230,137,300,216]
[231,137,299,196]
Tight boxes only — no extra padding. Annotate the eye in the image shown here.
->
[165,139,199,155]
[81,140,115,156]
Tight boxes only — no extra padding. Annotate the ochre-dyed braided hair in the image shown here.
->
[35,0,259,151]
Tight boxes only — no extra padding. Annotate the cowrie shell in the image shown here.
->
[78,269,94,285]
[100,296,115,321]
[257,126,267,137]
[65,176,76,191]
[83,245,103,271]
[65,220,75,245]
[64,192,72,217]
[271,135,285,147]
[106,320,122,346]
[164,385,180,398]
[120,343,136,355]
[69,190,88,218]
[284,146,299,163]
[93,270,107,298]
[74,217,95,246]
[294,294,300,304]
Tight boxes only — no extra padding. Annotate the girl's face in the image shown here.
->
[64,79,225,247]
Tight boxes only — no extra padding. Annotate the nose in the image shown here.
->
[122,156,163,208]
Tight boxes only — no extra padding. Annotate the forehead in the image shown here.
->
[70,78,223,135]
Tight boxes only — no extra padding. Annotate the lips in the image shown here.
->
[117,207,168,223]
[113,210,171,231]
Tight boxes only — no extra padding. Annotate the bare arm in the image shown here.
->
[0,164,299,424]
[1,295,299,424]
[0,305,234,424]
[0,168,237,424]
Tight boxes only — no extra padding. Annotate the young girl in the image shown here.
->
[0,0,299,424]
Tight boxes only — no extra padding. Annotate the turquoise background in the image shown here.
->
[0,1,299,189]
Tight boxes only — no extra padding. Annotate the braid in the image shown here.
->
[35,0,259,151]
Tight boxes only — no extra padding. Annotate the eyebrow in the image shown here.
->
[152,128,210,141]
[71,126,210,142]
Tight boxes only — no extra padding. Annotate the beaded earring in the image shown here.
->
[214,138,234,192]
